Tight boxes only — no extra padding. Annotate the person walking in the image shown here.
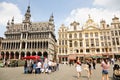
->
[75,58,82,79]
[24,60,28,74]
[92,59,96,69]
[101,58,110,80]
[86,59,92,79]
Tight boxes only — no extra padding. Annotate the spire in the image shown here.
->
[86,14,94,24]
[49,13,54,23]
[27,5,30,13]
[23,5,31,23]
[11,17,14,25]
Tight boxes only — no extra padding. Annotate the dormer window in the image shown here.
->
[74,26,76,30]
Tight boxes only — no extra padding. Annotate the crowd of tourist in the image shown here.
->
[24,58,59,74]
[1,56,120,80]
[74,57,115,80]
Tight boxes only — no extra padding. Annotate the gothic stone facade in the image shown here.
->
[58,15,120,63]
[0,6,57,60]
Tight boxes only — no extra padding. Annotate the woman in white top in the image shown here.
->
[75,59,82,79]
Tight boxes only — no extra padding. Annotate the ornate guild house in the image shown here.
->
[58,15,120,63]
[0,6,57,60]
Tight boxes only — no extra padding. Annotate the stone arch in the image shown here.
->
[10,52,14,59]
[6,51,9,59]
[15,52,19,59]
[26,51,31,56]
[21,52,25,59]
[1,51,4,59]
[32,51,36,56]
[43,51,48,58]
[75,49,79,53]
[37,51,42,56]
[80,49,83,53]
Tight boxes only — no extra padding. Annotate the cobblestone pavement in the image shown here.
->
[0,63,118,80]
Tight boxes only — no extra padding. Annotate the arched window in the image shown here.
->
[80,49,83,52]
[74,41,78,47]
[79,33,82,38]
[24,24,27,30]
[74,33,77,38]
[69,34,72,38]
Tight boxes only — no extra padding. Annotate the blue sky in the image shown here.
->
[0,0,120,38]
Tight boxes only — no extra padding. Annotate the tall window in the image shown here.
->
[95,39,99,46]
[112,38,115,45]
[62,34,64,38]
[85,33,88,37]
[69,34,72,38]
[95,32,98,37]
[96,49,100,52]
[116,38,119,45]
[108,36,110,40]
[23,33,26,39]
[74,33,77,38]
[118,24,120,28]
[108,42,111,46]
[101,36,103,40]
[59,40,61,45]
[111,31,114,36]
[86,49,90,53]
[62,48,64,53]
[79,33,82,38]
[62,40,64,45]
[107,32,109,35]
[74,41,78,47]
[90,32,93,37]
[86,39,89,47]
[59,34,61,38]
[80,42,83,47]
[24,25,27,30]
[59,48,61,53]
[65,40,67,45]
[65,48,67,53]
[115,30,118,36]
[69,40,72,47]
[91,39,94,46]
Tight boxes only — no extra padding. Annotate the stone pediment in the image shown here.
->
[83,26,100,31]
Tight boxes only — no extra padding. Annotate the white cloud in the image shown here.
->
[65,8,120,27]
[0,2,23,37]
[93,0,120,10]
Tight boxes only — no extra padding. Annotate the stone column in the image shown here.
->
[19,54,21,59]
[14,53,16,59]
[9,53,11,59]
[5,42,7,50]
[25,42,27,51]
